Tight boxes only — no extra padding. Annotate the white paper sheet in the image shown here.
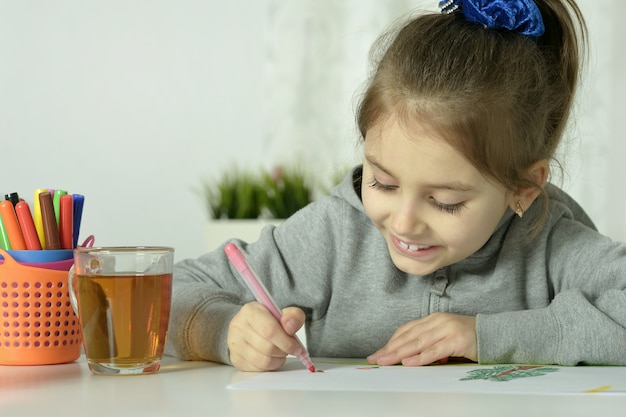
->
[227,359,626,395]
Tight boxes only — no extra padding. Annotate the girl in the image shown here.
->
[166,0,626,371]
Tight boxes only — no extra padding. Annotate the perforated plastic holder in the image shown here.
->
[0,249,81,365]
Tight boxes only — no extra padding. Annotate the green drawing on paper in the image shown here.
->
[460,365,560,382]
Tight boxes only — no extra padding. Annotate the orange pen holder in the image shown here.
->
[0,249,82,365]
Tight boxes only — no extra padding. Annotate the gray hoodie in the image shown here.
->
[166,166,626,365]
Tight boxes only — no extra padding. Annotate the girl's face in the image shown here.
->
[361,114,513,276]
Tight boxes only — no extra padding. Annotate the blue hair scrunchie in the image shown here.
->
[438,0,545,39]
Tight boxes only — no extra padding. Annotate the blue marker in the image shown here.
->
[72,194,85,248]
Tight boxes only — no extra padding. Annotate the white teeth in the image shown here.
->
[399,240,430,251]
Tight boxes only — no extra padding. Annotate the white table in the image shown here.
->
[1,356,625,417]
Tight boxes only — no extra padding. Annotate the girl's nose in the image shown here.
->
[390,201,427,236]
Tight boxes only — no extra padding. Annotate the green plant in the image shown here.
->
[203,170,265,219]
[202,165,316,220]
[261,166,313,219]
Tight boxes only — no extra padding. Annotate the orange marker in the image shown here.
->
[58,194,74,249]
[15,201,43,250]
[0,200,27,250]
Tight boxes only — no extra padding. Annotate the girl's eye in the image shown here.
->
[367,176,465,215]
[431,198,465,215]
[367,177,397,192]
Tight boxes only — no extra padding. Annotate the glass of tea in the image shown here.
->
[68,246,174,375]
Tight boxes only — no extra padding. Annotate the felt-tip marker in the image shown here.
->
[0,216,11,250]
[53,190,67,225]
[0,200,26,250]
[58,194,73,249]
[224,243,316,373]
[33,189,47,248]
[39,191,61,250]
[15,201,43,250]
[72,194,84,248]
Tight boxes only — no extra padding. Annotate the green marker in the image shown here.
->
[53,190,68,226]
[0,216,12,250]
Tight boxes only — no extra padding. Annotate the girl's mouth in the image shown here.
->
[398,240,432,252]
[390,235,439,258]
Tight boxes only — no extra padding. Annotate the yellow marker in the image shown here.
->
[585,385,613,393]
[33,189,47,249]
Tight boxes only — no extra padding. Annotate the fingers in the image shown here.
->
[367,313,477,367]
[228,302,305,371]
[228,341,290,372]
[367,323,443,366]
[281,306,306,336]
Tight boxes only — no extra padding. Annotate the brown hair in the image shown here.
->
[356,0,587,237]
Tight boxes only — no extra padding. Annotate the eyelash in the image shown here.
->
[432,200,465,215]
[367,177,466,215]
[367,177,397,192]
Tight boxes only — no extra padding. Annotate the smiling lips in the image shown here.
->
[398,240,432,252]
[389,234,438,257]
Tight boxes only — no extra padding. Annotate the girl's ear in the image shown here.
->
[508,159,550,217]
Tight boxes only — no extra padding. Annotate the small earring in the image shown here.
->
[515,201,525,218]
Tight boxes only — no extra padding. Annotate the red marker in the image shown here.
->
[224,243,316,373]
[15,201,42,250]
[58,194,74,249]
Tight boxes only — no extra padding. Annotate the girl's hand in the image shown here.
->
[227,302,305,371]
[367,313,477,366]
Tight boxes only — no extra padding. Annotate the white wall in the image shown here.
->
[1,1,271,261]
[1,0,624,262]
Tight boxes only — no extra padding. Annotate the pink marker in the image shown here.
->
[224,243,316,373]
